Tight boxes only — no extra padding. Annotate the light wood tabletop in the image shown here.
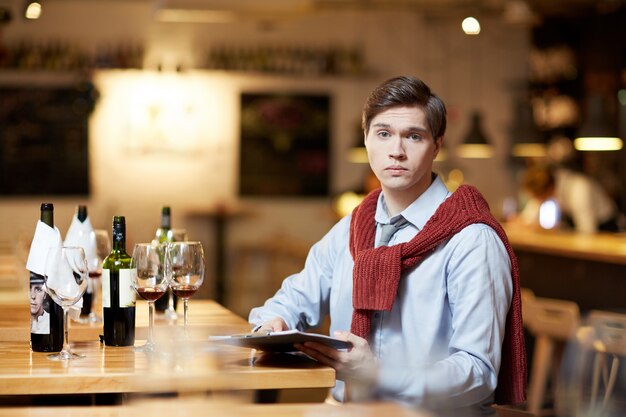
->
[0,300,336,396]
[503,225,626,265]
[0,399,434,417]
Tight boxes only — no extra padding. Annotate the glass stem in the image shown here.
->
[168,288,175,311]
[63,308,70,354]
[183,299,189,335]
[148,300,154,344]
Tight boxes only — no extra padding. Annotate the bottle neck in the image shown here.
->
[40,203,54,227]
[161,208,171,229]
[77,206,88,222]
[161,215,171,229]
[112,221,126,252]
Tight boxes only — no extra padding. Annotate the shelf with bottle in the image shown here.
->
[0,38,144,74]
[202,44,370,78]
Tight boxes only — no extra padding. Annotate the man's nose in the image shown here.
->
[389,136,406,158]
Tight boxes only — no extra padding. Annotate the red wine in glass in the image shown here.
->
[137,287,167,302]
[171,285,199,299]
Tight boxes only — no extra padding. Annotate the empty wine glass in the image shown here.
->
[43,246,88,360]
[165,241,204,336]
[131,243,169,353]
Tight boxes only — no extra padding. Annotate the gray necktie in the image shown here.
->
[378,217,409,247]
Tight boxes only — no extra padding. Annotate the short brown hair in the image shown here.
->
[361,76,447,140]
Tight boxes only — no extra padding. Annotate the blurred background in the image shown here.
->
[0,0,625,318]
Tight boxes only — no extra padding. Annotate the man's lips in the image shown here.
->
[385,166,407,172]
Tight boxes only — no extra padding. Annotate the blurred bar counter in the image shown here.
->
[504,225,626,312]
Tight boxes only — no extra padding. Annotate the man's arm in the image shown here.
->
[248,217,350,332]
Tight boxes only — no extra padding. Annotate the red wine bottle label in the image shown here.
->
[29,272,50,334]
[119,269,136,307]
[102,268,136,308]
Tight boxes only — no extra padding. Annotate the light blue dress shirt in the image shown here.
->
[249,175,512,416]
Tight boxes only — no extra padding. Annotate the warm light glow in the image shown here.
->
[462,17,481,35]
[444,168,465,191]
[573,137,623,151]
[511,143,547,158]
[25,1,41,19]
[154,9,237,23]
[456,144,493,158]
[347,147,369,164]
[334,192,364,217]
[539,199,560,230]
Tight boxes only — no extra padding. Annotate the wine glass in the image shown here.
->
[165,242,204,336]
[163,229,188,321]
[130,243,170,353]
[43,246,89,360]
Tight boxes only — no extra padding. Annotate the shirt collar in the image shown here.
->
[375,174,451,231]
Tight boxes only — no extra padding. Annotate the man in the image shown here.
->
[30,275,49,333]
[249,76,526,416]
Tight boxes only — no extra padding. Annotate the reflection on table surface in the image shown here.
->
[0,398,435,417]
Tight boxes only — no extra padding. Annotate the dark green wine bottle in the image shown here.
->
[155,206,171,244]
[154,206,177,312]
[76,205,93,317]
[102,216,135,346]
[30,203,64,352]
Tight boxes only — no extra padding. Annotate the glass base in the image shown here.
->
[47,351,85,361]
[164,307,177,321]
[134,341,156,353]
[75,312,102,325]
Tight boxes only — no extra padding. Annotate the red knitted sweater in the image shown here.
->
[349,185,527,405]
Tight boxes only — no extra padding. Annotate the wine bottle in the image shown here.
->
[76,205,92,316]
[102,216,135,346]
[154,206,177,312]
[30,203,64,352]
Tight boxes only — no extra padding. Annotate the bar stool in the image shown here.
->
[525,297,580,416]
[584,310,626,416]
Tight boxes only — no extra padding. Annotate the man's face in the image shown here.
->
[30,284,45,317]
[365,105,441,200]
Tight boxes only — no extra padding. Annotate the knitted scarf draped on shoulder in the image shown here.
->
[348,185,526,405]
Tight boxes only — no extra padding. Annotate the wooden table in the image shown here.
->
[0,399,433,417]
[0,300,335,398]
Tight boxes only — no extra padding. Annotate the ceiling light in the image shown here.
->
[461,17,480,35]
[574,94,623,151]
[510,98,547,158]
[24,0,41,20]
[457,111,494,158]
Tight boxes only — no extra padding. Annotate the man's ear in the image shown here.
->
[434,136,444,155]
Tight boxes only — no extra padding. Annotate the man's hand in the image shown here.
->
[254,317,288,333]
[295,330,377,382]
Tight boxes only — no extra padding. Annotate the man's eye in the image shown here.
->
[378,131,390,138]
[409,134,423,141]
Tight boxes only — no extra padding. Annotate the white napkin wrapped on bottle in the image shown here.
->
[26,221,63,275]
[64,213,98,273]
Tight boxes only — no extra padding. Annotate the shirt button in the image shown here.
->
[373,313,380,319]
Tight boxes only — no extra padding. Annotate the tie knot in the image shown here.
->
[378,217,409,247]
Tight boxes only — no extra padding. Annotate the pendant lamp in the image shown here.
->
[457,110,494,158]
[574,94,623,151]
[511,98,547,158]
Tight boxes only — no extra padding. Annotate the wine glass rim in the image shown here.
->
[53,245,85,250]
[169,241,202,245]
